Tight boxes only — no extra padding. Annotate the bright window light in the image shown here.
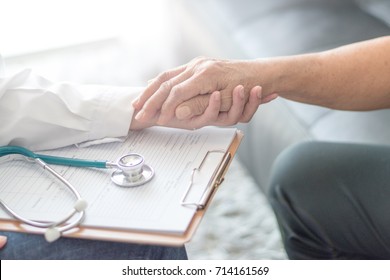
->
[0,0,170,57]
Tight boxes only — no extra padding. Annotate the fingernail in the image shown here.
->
[176,106,192,119]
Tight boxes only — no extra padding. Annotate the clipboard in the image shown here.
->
[0,128,243,246]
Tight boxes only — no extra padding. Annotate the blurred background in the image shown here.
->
[1,0,184,84]
[0,0,286,259]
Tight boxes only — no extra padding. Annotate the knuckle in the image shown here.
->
[196,66,210,76]
[156,70,175,85]
[192,56,208,64]
[167,88,184,109]
[192,57,215,71]
[160,80,172,92]
[157,71,171,84]
[170,85,182,97]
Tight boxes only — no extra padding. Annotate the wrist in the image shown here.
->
[252,54,316,100]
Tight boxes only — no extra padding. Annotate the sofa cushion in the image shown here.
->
[311,109,390,144]
[234,1,390,57]
[357,0,390,26]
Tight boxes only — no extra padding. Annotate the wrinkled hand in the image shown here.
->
[130,85,264,130]
[175,85,270,122]
[132,57,277,125]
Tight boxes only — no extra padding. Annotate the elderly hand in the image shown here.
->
[132,57,278,125]
[130,85,264,130]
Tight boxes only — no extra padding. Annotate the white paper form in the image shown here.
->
[0,127,237,234]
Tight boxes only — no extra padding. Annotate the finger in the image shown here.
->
[136,69,193,122]
[240,86,263,123]
[156,91,221,130]
[175,94,210,120]
[130,109,157,130]
[175,86,236,120]
[187,91,222,129]
[219,89,234,112]
[0,235,7,249]
[214,85,246,126]
[132,64,186,110]
[158,74,215,124]
[218,85,248,112]
[227,85,246,120]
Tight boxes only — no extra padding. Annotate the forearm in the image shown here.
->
[0,69,138,150]
[258,36,390,110]
[135,36,390,124]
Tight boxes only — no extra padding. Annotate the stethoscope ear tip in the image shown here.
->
[45,228,61,243]
[74,199,88,212]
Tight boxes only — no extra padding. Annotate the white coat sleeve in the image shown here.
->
[0,68,141,151]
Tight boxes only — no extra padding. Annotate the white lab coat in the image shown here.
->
[0,54,140,151]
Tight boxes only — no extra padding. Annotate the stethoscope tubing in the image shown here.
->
[0,145,107,168]
[0,156,87,242]
[0,145,153,241]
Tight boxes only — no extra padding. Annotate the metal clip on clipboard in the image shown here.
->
[181,150,232,210]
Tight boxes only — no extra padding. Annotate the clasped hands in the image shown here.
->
[0,57,277,250]
[131,57,278,130]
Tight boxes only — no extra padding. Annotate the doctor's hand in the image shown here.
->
[132,57,278,125]
[130,85,263,130]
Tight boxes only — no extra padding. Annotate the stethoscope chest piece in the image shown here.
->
[110,153,154,187]
[0,145,155,242]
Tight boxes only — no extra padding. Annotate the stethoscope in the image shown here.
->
[0,145,154,242]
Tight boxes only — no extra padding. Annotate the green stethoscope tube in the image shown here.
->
[0,145,89,242]
[0,145,154,242]
[0,145,107,168]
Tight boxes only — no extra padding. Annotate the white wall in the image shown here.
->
[0,0,186,85]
